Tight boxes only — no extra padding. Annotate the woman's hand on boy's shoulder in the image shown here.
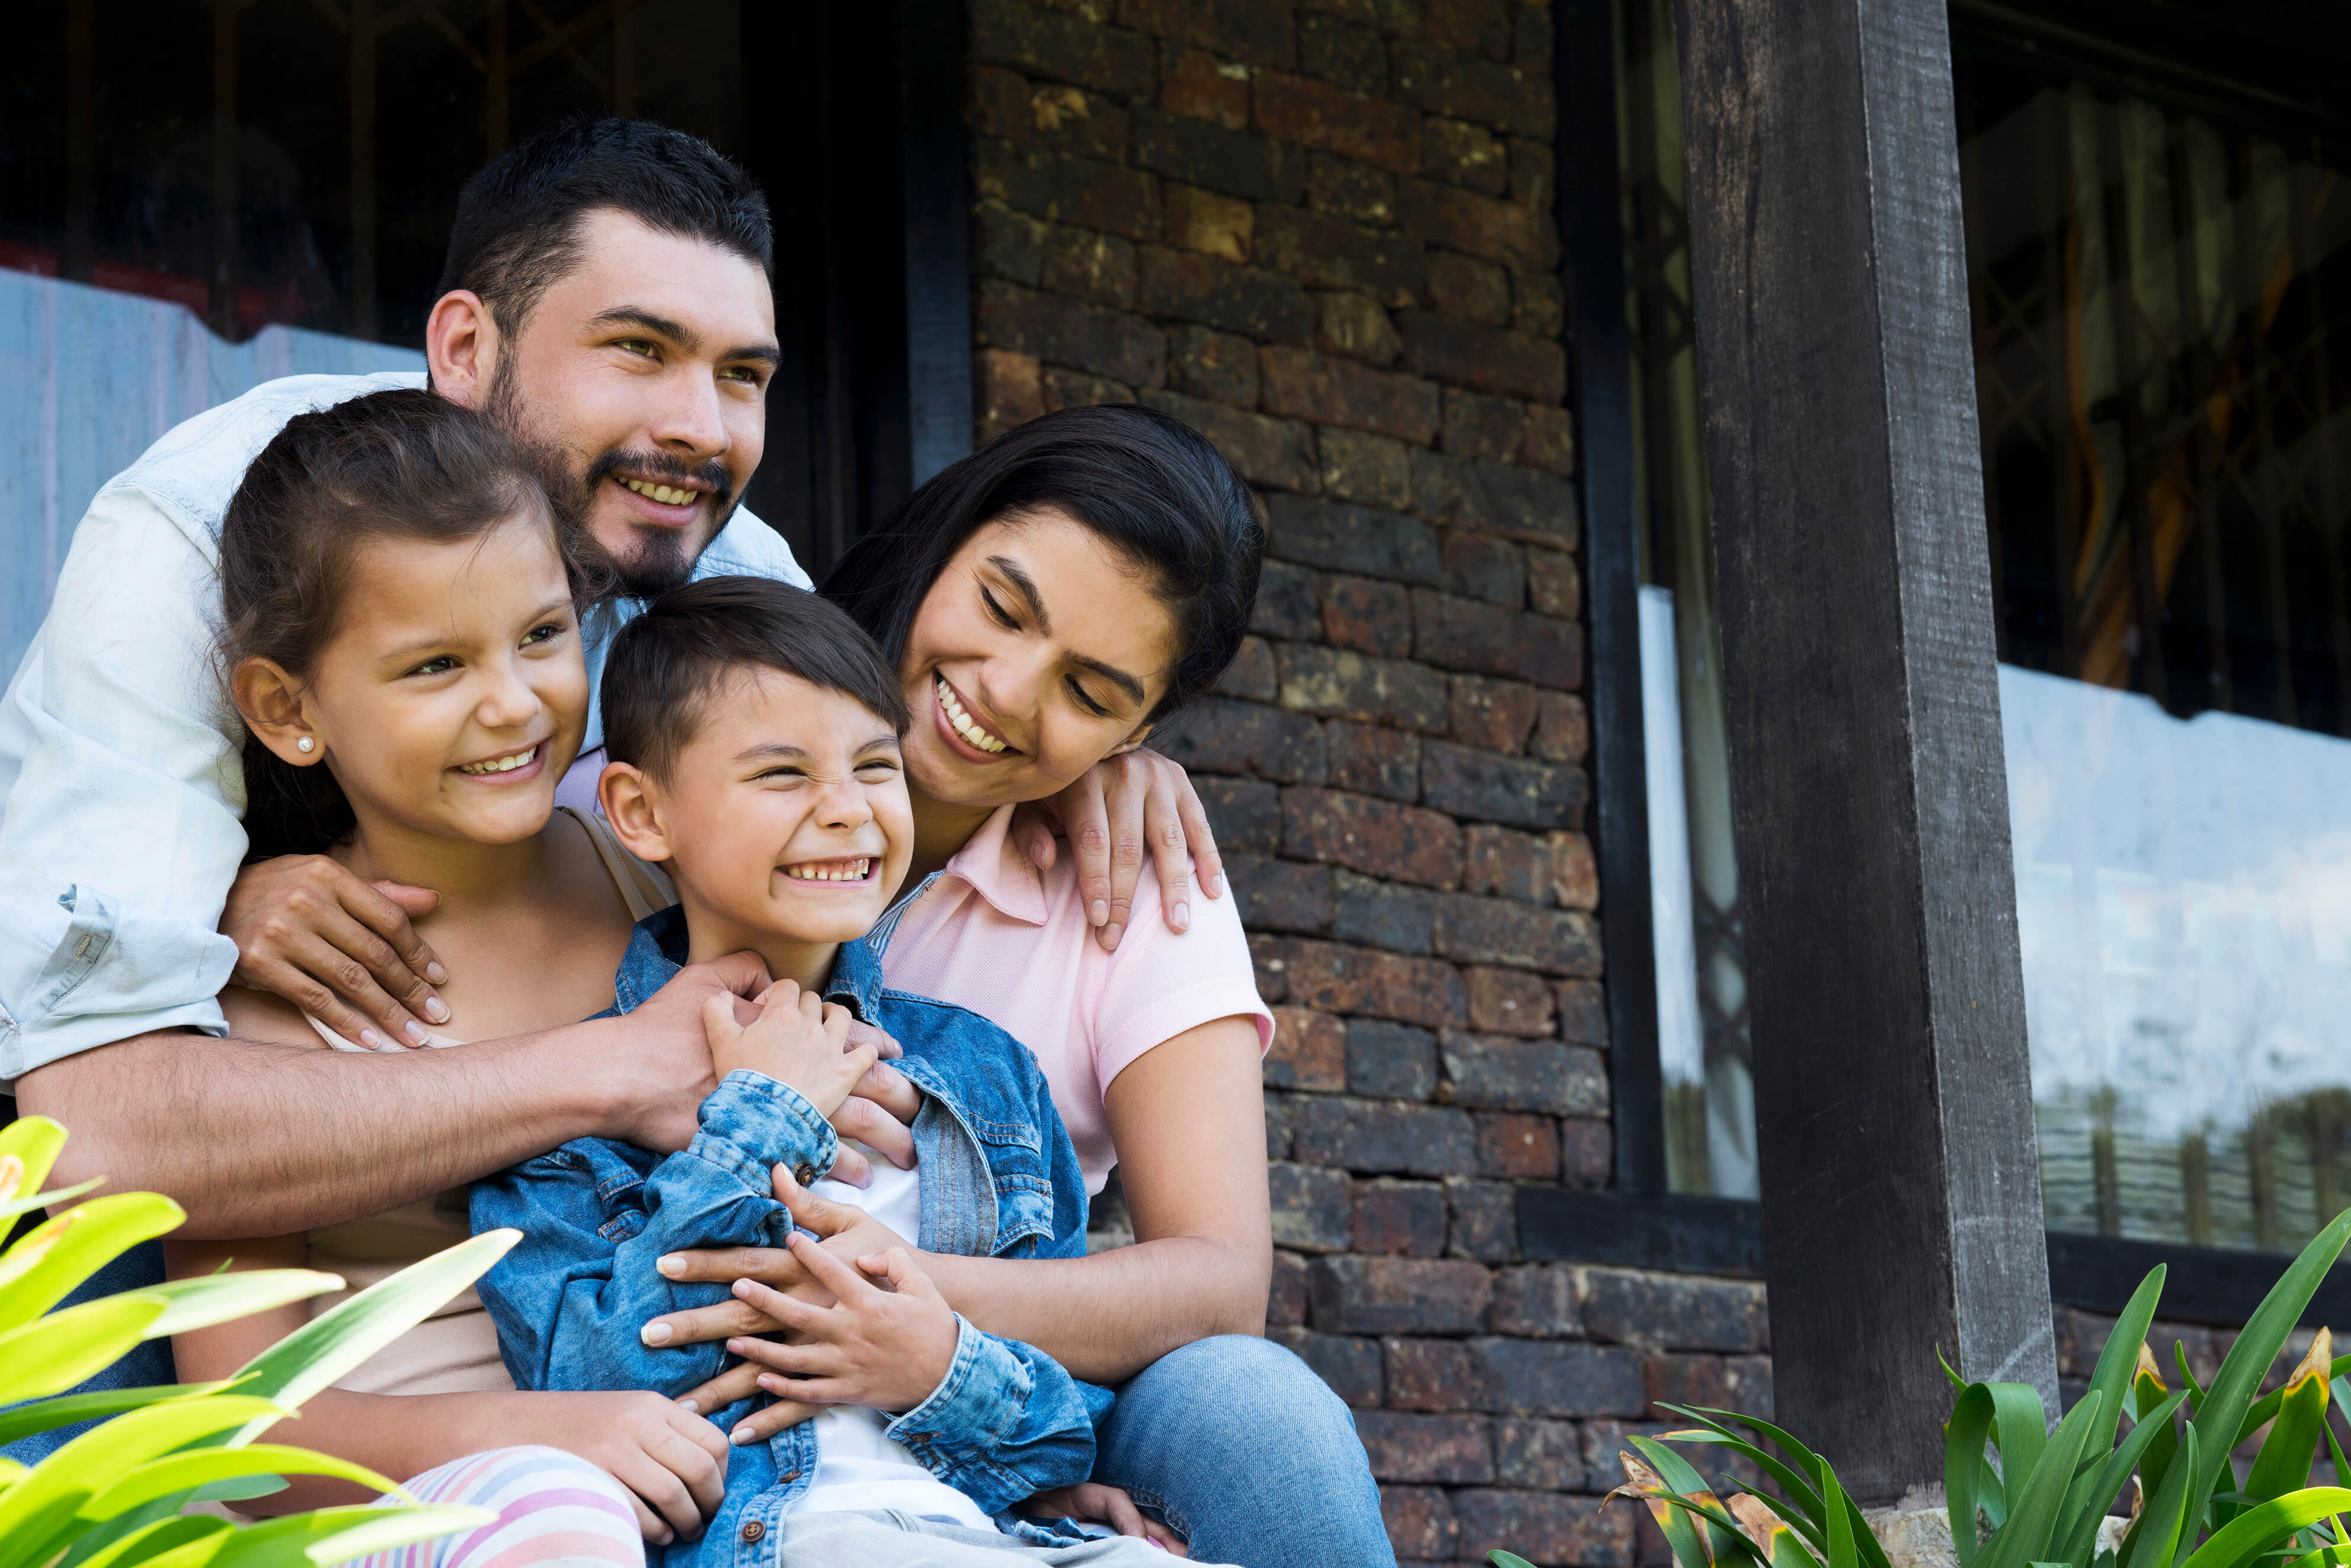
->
[1013,747,1226,954]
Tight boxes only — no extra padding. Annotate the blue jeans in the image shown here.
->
[1093,1335,1394,1568]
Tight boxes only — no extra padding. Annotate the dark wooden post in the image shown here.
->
[1670,0,2057,1503]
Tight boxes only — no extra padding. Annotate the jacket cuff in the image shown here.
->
[887,1314,1025,1462]
[686,1070,840,1194]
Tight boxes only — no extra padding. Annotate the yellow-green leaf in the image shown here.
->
[138,1271,346,1341]
[0,1381,233,1450]
[0,1194,185,1333]
[0,1293,166,1404]
[0,1117,69,1199]
[2179,1488,2351,1568]
[0,1397,288,1568]
[80,1446,400,1522]
[202,1504,496,1567]
[68,1515,232,1568]
[2248,1331,2336,1505]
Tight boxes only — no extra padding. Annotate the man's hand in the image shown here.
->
[1011,749,1223,953]
[221,854,447,1047]
[1023,1484,1191,1556]
[701,980,872,1119]
[723,1239,959,1421]
[475,1389,730,1544]
[826,1050,924,1187]
[601,951,773,1152]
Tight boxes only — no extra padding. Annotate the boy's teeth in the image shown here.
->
[458,745,537,775]
[783,858,872,882]
[621,477,695,506]
[937,676,1008,753]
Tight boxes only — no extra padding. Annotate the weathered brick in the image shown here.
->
[1353,1410,1495,1482]
[1355,1177,1449,1256]
[1315,291,1404,365]
[1164,323,1261,406]
[1469,1338,1649,1417]
[1559,1116,1612,1185]
[1275,1327,1386,1406]
[1317,426,1415,508]
[1326,721,1421,801]
[1121,0,1296,69]
[1195,775,1281,853]
[1317,1256,1492,1336]
[1139,245,1316,343]
[1549,830,1598,911]
[976,348,1044,443]
[1581,1419,1672,1476]
[1496,1417,1586,1491]
[1440,385,1526,460]
[1298,12,1387,93]
[1724,1354,1776,1418]
[1515,1,1554,69]
[978,280,1164,385]
[1423,740,1589,832]
[1283,788,1461,886]
[1467,964,1556,1036]
[1390,45,1555,137]
[974,140,1162,241]
[1648,1352,1731,1418]
[1139,388,1319,490]
[1042,225,1139,307]
[1517,267,1566,338]
[1443,1029,1610,1113]
[1556,977,1608,1047]
[1270,936,1468,1025]
[1307,153,1397,225]
[1579,1268,1770,1353]
[1526,545,1580,619]
[1276,646,1450,733]
[1385,1336,1475,1410]
[1269,1246,1309,1323]
[1400,176,1560,271]
[1256,208,1430,306]
[1217,633,1277,699]
[1446,1175,1517,1260]
[973,199,1048,284]
[1426,0,1511,59]
[1264,1087,1296,1158]
[1334,869,1434,954]
[1531,688,1588,763]
[1461,822,1550,902]
[981,74,1135,161]
[973,0,1158,99]
[1423,115,1510,194]
[1162,182,1254,263]
[1264,491,1441,581]
[1443,530,1527,607]
[1251,557,1320,640]
[1255,70,1423,173]
[1415,451,1579,547]
[1293,1096,1476,1177]
[1232,854,1335,936]
[1265,1003,1348,1089]
[1348,1017,1440,1100]
[1163,696,1327,783]
[1523,403,1576,475]
[1268,1159,1354,1251]
[1477,1110,1560,1178]
[1158,45,1249,129]
[1322,574,1414,659]
[1380,1486,1459,1561]
[1134,106,1307,204]
[1297,0,1421,35]
[1449,673,1541,753]
[1416,589,1580,687]
[1492,1262,1581,1337]
[1508,135,1555,208]
[1261,346,1443,445]
[1402,311,1566,401]
[1041,365,1134,409]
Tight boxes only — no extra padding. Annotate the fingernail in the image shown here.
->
[1103,922,1123,951]
[758,1375,779,1392]
[1208,873,1225,896]
[640,1322,672,1345]
[730,1424,756,1446]
[423,997,451,1024]
[656,1531,673,1546]
[1172,901,1190,928]
[676,1397,698,1413]
[734,1278,756,1298]
[426,961,448,984]
[1090,899,1109,925]
[403,1020,428,1044]
[656,1253,685,1277]
[358,1028,383,1049]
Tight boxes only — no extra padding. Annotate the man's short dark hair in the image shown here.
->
[602,576,912,782]
[438,117,770,335]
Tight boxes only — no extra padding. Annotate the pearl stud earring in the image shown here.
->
[297,737,315,753]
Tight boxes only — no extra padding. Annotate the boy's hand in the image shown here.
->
[720,1233,958,1434]
[701,979,875,1119]
[1022,1484,1191,1556]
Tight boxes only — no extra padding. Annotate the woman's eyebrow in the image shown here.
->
[988,556,1053,633]
[1070,653,1147,705]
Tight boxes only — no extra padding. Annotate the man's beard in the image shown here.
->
[484,356,739,600]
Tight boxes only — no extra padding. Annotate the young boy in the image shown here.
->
[471,578,1219,1565]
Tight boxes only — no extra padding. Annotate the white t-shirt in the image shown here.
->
[794,1150,999,1533]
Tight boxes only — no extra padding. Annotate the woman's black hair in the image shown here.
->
[821,403,1264,725]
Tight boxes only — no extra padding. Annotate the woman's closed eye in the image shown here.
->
[1066,675,1112,718]
[981,585,1019,630]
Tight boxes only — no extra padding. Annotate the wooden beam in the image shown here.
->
[349,0,378,341]
[211,0,242,339]
[898,0,972,487]
[1670,0,2057,1503]
[64,0,93,284]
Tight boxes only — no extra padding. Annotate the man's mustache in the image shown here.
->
[582,448,735,514]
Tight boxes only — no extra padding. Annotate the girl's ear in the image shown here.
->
[599,761,675,864]
[233,657,324,766]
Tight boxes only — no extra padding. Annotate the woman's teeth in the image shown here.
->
[456,745,537,775]
[620,477,697,506]
[937,676,1009,754]
[783,859,872,882]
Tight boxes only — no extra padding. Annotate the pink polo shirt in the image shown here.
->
[878,805,1272,1194]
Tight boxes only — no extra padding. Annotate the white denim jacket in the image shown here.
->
[0,371,809,1080]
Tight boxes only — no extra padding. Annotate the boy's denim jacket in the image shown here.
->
[471,907,1106,1564]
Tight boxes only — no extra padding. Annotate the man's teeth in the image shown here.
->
[620,477,697,506]
[782,858,872,882]
[456,745,537,776]
[937,676,1008,753]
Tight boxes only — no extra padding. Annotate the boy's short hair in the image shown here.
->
[601,576,912,781]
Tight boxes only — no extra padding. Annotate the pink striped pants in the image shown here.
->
[348,1445,645,1568]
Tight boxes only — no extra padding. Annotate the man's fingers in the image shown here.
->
[734,1272,840,1328]
[641,1296,788,1347]
[698,992,743,1053]
[312,893,448,1025]
[676,1359,764,1414]
[851,1060,922,1123]
[1062,773,1116,926]
[780,1230,876,1302]
[828,1143,874,1187]
[254,954,397,1051]
[770,1163,872,1236]
[832,1095,918,1171]
[655,1244,795,1285]
[844,1018,904,1062]
[696,948,773,999]
[349,877,448,989]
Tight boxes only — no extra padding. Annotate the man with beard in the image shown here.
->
[0,121,1212,1441]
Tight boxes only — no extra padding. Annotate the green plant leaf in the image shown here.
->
[0,1116,70,1199]
[0,1194,186,1333]
[203,1504,497,1567]
[0,1177,103,1230]
[1823,1458,1858,1568]
[2248,1334,2337,1506]
[1622,1437,1736,1568]
[1950,1383,2000,1568]
[2177,1345,2207,1411]
[77,1446,399,1524]
[1978,1391,2103,1568]
[2179,1489,2351,1568]
[65,1515,232,1568]
[2124,1419,2201,1568]
[1659,1406,1830,1525]
[2057,1390,2192,1566]
[1988,1383,2057,1520]
[0,1293,167,1404]
[0,1381,234,1449]
[2236,1359,2351,1450]
[2087,1270,2168,1448]
[0,1396,290,1568]
[136,1271,346,1342]
[1491,1556,1539,1568]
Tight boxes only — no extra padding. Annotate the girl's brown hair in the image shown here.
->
[220,387,601,860]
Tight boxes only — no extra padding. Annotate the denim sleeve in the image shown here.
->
[471,1069,840,1396]
[885,1317,1109,1514]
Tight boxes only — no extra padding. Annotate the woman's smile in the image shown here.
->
[932,673,1017,762]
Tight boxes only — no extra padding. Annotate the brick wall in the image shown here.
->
[961,2,1770,1560]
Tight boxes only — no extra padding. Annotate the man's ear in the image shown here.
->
[599,761,675,863]
[425,290,498,410]
[233,657,324,765]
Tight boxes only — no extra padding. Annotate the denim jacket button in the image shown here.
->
[792,1162,815,1186]
[740,1519,766,1544]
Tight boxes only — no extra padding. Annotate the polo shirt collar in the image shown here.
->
[937,804,1050,928]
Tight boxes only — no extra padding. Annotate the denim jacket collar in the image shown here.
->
[610,905,887,1022]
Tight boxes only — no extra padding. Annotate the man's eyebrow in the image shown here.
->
[590,307,779,367]
[989,556,1051,635]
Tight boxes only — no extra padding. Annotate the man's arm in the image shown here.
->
[18,951,766,1238]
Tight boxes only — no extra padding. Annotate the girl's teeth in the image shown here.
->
[937,677,1007,753]
[459,746,536,775]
